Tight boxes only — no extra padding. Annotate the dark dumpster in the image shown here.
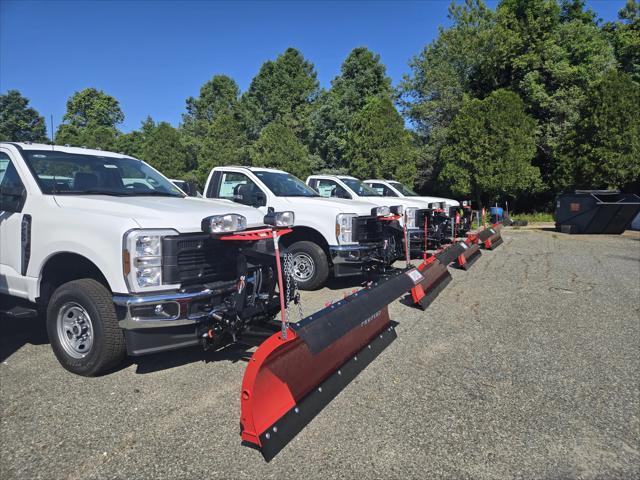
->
[555,190,640,234]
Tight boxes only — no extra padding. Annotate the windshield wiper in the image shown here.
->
[282,193,319,197]
[127,191,184,198]
[54,190,127,197]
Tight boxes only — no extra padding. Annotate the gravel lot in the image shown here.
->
[1,228,639,479]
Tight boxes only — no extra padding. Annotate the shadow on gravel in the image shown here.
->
[130,342,255,375]
[0,314,49,362]
[322,275,372,291]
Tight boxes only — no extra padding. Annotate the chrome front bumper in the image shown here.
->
[329,244,386,277]
[113,288,217,330]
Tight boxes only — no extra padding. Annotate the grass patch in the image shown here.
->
[510,212,554,223]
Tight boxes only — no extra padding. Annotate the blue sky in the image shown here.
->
[0,0,624,135]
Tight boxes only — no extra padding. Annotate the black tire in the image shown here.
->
[46,279,126,376]
[287,241,329,291]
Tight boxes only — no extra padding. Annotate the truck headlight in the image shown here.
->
[263,210,295,227]
[123,229,178,292]
[335,213,357,245]
[201,214,247,234]
[405,207,418,228]
[371,206,390,217]
[390,205,404,215]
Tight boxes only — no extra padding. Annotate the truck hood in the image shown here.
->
[407,196,460,208]
[53,195,266,233]
[279,196,379,215]
[353,196,426,209]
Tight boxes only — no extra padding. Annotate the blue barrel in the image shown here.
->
[490,207,503,223]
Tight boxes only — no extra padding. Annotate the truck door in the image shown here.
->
[0,152,30,296]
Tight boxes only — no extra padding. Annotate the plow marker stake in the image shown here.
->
[410,256,452,310]
[240,269,420,461]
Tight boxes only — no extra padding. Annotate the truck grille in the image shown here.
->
[353,215,384,243]
[162,234,237,285]
[415,209,430,229]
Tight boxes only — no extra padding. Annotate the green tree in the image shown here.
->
[346,96,417,185]
[55,88,125,149]
[141,121,191,179]
[493,0,615,183]
[439,90,541,206]
[55,124,119,150]
[312,47,394,169]
[249,121,315,179]
[559,71,640,189]
[196,113,249,186]
[400,0,617,200]
[240,48,319,140]
[115,130,145,158]
[603,0,640,83]
[62,87,124,128]
[0,90,48,142]
[399,0,496,189]
[184,75,240,124]
[181,75,244,178]
[330,47,393,113]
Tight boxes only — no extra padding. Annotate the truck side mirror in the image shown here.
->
[0,186,26,213]
[183,181,199,197]
[332,187,351,199]
[253,191,267,207]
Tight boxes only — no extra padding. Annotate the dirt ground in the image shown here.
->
[1,227,639,479]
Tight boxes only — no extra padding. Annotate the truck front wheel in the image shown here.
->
[287,241,329,291]
[46,279,126,376]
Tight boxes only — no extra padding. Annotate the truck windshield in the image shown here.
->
[341,178,381,197]
[389,181,419,197]
[22,151,184,197]
[254,171,319,197]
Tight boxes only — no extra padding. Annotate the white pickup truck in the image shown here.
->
[0,142,294,376]
[306,174,432,256]
[363,179,460,212]
[204,166,399,290]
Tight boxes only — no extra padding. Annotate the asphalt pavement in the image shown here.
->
[1,227,639,479]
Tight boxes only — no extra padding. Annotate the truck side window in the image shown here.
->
[369,182,397,197]
[218,172,262,206]
[0,152,27,212]
[316,179,350,199]
[315,179,336,198]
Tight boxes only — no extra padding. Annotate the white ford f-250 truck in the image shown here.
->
[0,142,294,376]
[204,166,400,290]
[306,174,432,256]
[363,179,460,212]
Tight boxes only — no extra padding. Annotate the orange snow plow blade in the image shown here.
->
[410,253,452,310]
[477,223,503,250]
[435,239,482,271]
[239,269,421,461]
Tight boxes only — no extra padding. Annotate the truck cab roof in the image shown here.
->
[1,142,133,159]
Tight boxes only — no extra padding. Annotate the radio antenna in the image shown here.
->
[50,114,55,149]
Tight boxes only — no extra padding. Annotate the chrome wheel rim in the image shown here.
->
[292,253,315,281]
[57,302,94,359]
